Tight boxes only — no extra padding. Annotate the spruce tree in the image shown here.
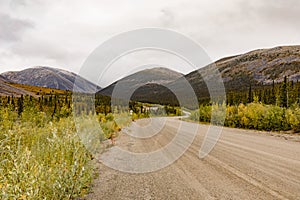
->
[270,80,276,105]
[17,95,24,116]
[280,76,288,107]
[247,85,253,103]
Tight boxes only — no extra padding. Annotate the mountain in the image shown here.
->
[172,45,300,104]
[2,45,299,103]
[186,45,300,92]
[98,67,183,97]
[1,66,101,92]
[98,45,300,106]
[0,75,36,97]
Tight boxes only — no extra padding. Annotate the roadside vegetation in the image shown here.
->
[190,77,300,132]
[190,102,300,132]
[0,101,93,199]
[2,75,298,199]
[0,94,131,199]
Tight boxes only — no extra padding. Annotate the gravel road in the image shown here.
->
[82,117,300,200]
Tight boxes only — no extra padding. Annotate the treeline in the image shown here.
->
[0,91,182,124]
[0,92,73,120]
[190,102,300,132]
[190,77,300,132]
[227,76,300,107]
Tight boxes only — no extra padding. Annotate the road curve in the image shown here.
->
[82,117,300,200]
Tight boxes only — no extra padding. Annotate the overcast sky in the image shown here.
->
[1,0,300,87]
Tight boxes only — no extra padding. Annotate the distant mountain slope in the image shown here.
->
[0,75,36,97]
[186,45,300,93]
[99,45,300,106]
[98,67,183,96]
[171,45,300,103]
[1,66,101,91]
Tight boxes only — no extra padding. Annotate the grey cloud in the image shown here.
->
[256,0,300,27]
[9,0,44,8]
[0,13,34,43]
[10,39,74,64]
[230,0,300,28]
[0,0,300,80]
[9,0,27,7]
[160,9,177,28]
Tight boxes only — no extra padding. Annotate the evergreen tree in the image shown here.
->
[11,96,15,110]
[280,76,288,107]
[247,85,253,103]
[52,101,57,119]
[17,95,24,116]
[270,80,276,105]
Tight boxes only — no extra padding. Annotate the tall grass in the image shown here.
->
[0,102,133,199]
[0,106,94,199]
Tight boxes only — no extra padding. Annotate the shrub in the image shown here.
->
[225,105,239,127]
[0,114,94,199]
[189,102,299,132]
[286,106,300,132]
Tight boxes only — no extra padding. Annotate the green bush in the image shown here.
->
[97,112,131,140]
[0,109,94,199]
[105,113,114,121]
[225,105,239,127]
[286,105,300,132]
[199,105,212,122]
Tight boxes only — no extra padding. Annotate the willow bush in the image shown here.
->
[0,106,94,199]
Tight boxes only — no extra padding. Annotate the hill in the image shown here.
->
[186,45,300,92]
[98,67,183,97]
[98,45,300,106]
[1,66,101,92]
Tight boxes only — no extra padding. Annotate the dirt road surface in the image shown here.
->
[82,117,300,200]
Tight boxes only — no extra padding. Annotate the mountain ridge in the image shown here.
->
[1,45,300,101]
[1,66,101,92]
[98,67,183,96]
[98,45,300,105]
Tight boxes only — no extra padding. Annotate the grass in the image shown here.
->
[0,104,131,199]
[0,111,94,199]
[0,99,179,199]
